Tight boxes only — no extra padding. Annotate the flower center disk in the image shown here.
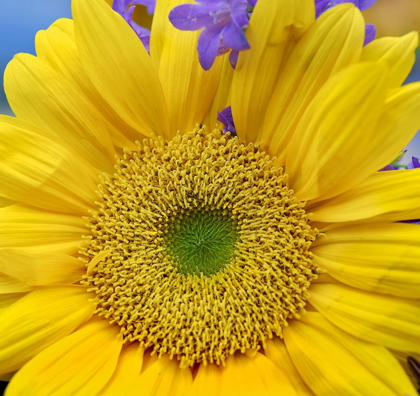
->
[82,128,319,367]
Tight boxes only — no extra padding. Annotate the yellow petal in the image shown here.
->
[203,54,234,130]
[309,282,420,354]
[284,312,416,396]
[0,118,98,216]
[101,343,144,396]
[0,293,26,314]
[361,32,418,89]
[6,319,122,396]
[264,338,315,395]
[35,18,142,150]
[0,248,85,285]
[150,0,222,135]
[0,273,33,294]
[0,286,94,374]
[310,167,420,222]
[312,223,420,298]
[0,195,13,208]
[186,363,223,396]
[261,5,364,161]
[232,0,315,144]
[286,62,388,202]
[4,54,115,173]
[135,355,193,396]
[0,205,87,255]
[219,352,298,396]
[72,0,170,139]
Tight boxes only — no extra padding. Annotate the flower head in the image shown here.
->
[1,0,420,394]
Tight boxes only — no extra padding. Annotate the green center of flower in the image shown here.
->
[163,207,239,277]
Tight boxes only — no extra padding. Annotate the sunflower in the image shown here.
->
[1,0,420,394]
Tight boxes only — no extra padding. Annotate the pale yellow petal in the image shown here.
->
[312,223,420,298]
[0,205,87,255]
[4,54,115,173]
[35,18,142,150]
[101,343,144,396]
[219,352,298,396]
[0,119,98,216]
[0,273,33,294]
[232,0,315,144]
[135,355,193,396]
[311,161,420,223]
[284,312,416,396]
[309,282,420,354]
[150,0,222,135]
[0,248,85,285]
[286,63,388,202]
[264,338,315,395]
[261,5,364,161]
[186,363,223,396]
[361,32,418,89]
[0,286,94,374]
[72,0,170,139]
[6,319,122,396]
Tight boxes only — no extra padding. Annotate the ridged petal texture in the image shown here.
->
[1,0,420,394]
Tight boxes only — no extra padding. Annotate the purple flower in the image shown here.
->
[169,0,251,70]
[408,157,420,169]
[112,0,156,52]
[315,0,377,45]
[217,106,236,134]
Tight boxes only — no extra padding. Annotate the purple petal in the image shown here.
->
[356,0,377,11]
[230,0,250,27]
[247,0,257,6]
[229,49,239,69]
[315,0,332,17]
[408,157,420,169]
[169,4,216,31]
[379,164,396,172]
[364,23,376,46]
[197,26,224,70]
[221,22,250,51]
[217,106,236,134]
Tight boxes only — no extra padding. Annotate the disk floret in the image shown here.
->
[82,128,319,367]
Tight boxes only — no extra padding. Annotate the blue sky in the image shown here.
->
[0,0,419,159]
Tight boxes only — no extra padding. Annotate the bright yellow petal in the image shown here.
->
[101,343,144,396]
[284,312,416,396]
[4,54,115,173]
[0,205,87,255]
[0,119,99,216]
[0,273,33,294]
[0,248,85,285]
[72,0,170,139]
[361,32,418,89]
[204,54,234,130]
[232,0,314,144]
[186,363,223,396]
[286,62,388,202]
[6,319,122,396]
[311,161,420,223]
[150,0,223,135]
[261,4,364,162]
[0,196,13,208]
[135,355,193,396]
[0,286,94,374]
[264,338,315,395]
[35,18,142,150]
[312,223,420,298]
[309,282,420,354]
[219,352,298,396]
[0,293,27,314]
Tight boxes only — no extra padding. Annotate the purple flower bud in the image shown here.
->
[169,0,251,70]
[112,0,156,52]
[217,106,236,134]
[408,157,420,169]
